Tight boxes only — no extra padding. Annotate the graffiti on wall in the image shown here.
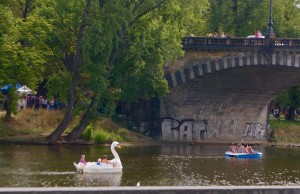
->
[161,117,209,141]
[198,120,208,140]
[161,117,195,141]
[243,122,267,140]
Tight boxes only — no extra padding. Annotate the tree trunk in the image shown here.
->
[4,95,12,121]
[286,107,296,121]
[66,95,97,141]
[47,0,91,144]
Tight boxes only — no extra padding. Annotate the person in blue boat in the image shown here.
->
[237,144,246,153]
[246,145,253,153]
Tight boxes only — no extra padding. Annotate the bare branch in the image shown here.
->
[129,0,166,27]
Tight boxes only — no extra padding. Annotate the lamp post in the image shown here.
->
[265,0,275,38]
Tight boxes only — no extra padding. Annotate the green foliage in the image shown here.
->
[82,125,94,141]
[97,92,117,117]
[272,0,300,38]
[82,124,126,144]
[207,0,269,37]
[110,0,204,101]
[94,129,124,144]
[275,86,300,110]
[7,88,18,115]
[46,72,71,103]
[35,0,86,55]
[94,130,123,143]
[206,0,300,38]
[94,130,110,144]
[180,0,210,36]
[0,1,53,92]
[117,128,129,140]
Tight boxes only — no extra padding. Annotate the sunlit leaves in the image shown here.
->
[46,72,71,103]
[207,0,300,38]
[110,0,207,101]
[0,1,53,91]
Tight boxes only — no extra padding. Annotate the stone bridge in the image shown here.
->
[161,37,300,143]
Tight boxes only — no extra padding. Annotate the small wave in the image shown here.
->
[39,171,76,175]
[157,155,223,159]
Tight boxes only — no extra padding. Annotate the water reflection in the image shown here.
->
[0,144,299,187]
[74,173,122,186]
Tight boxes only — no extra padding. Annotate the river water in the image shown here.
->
[0,143,299,187]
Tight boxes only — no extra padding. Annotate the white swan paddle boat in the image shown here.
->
[73,141,122,173]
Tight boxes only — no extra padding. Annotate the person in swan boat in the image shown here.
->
[96,158,101,166]
[79,155,87,165]
[102,155,111,165]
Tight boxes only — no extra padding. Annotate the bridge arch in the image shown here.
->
[166,51,300,88]
[161,38,300,143]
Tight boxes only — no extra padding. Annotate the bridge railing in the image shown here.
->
[182,37,300,50]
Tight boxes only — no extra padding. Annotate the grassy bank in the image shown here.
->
[269,118,300,144]
[1,109,300,145]
[0,109,149,144]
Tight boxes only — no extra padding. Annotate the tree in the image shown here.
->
[271,0,300,38]
[66,0,210,141]
[64,0,300,141]
[275,86,300,120]
[206,0,300,38]
[0,0,52,120]
[47,0,91,144]
[207,0,269,37]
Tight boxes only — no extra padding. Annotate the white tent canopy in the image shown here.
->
[16,85,32,95]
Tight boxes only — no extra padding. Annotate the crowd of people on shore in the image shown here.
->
[270,105,298,120]
[17,95,61,111]
[1,95,61,111]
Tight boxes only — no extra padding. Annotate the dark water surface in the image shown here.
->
[0,144,299,187]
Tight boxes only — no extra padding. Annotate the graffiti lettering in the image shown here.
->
[243,122,267,140]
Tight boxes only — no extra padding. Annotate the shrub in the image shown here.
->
[108,133,123,142]
[94,130,110,144]
[94,129,125,144]
[117,128,129,140]
[82,125,94,141]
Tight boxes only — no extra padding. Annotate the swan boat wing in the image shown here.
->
[74,162,122,173]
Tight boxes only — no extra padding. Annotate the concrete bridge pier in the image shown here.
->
[161,37,300,143]
[161,71,271,143]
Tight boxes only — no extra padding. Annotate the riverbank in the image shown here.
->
[0,109,158,145]
[1,109,300,147]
